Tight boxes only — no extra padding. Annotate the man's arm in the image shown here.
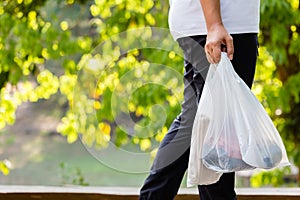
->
[200,0,234,63]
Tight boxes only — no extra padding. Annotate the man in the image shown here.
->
[139,0,260,199]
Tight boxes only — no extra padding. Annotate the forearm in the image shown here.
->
[200,0,223,31]
[199,0,234,63]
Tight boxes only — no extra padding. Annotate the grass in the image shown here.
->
[0,133,151,186]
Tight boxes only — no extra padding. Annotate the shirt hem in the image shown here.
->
[170,28,259,41]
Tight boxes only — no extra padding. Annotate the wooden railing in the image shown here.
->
[0,186,300,200]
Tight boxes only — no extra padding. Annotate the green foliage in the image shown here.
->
[0,160,10,175]
[0,0,182,162]
[250,167,294,187]
[0,0,88,174]
[53,0,183,153]
[59,162,89,186]
[260,0,300,156]
[250,0,300,187]
[0,0,84,126]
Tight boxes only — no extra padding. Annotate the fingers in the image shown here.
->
[205,42,221,64]
[205,35,234,64]
[205,44,221,64]
[225,35,234,60]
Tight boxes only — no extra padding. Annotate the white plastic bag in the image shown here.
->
[188,53,289,185]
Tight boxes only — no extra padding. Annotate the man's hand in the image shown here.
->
[205,23,234,64]
[200,0,234,63]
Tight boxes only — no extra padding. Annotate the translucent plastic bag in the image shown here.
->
[190,53,290,174]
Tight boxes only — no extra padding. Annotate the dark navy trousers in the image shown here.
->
[139,34,258,200]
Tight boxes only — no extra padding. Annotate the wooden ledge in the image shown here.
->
[0,186,300,200]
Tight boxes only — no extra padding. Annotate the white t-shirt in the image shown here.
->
[168,0,260,40]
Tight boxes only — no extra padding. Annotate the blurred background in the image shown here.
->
[0,0,299,188]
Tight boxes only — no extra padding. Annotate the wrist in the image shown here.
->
[207,22,224,32]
